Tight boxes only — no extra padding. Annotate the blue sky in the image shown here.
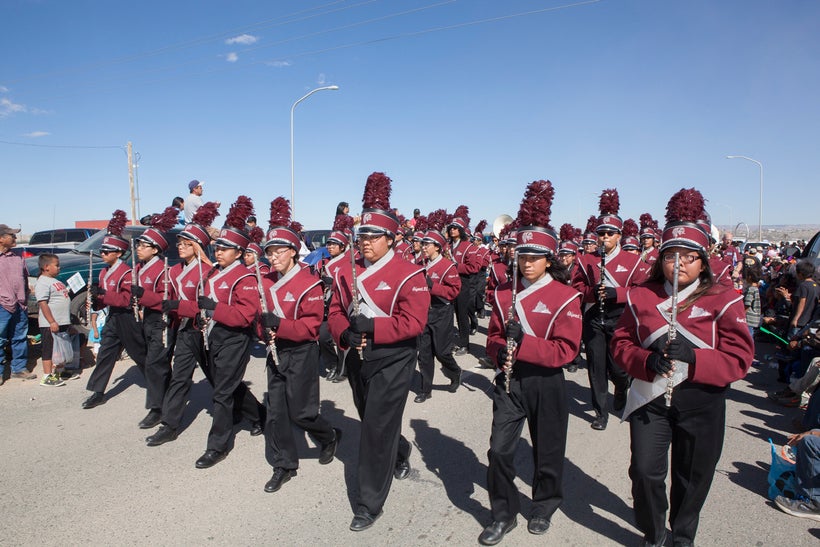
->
[2,0,818,236]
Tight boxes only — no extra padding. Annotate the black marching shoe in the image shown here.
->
[332,374,347,383]
[640,531,667,547]
[319,428,342,464]
[349,509,383,532]
[566,363,578,373]
[478,518,517,545]
[326,369,337,381]
[454,347,468,356]
[613,389,628,412]
[138,409,162,429]
[527,516,550,535]
[82,392,106,409]
[249,421,264,436]
[590,415,608,431]
[414,392,431,403]
[448,373,462,393]
[470,327,477,336]
[195,449,227,469]
[264,467,296,493]
[394,445,412,480]
[146,425,178,447]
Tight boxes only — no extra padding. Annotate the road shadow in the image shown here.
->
[318,399,361,511]
[719,460,769,500]
[410,418,488,524]
[106,363,147,400]
[178,377,213,434]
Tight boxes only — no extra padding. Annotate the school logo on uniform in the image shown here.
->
[689,306,711,319]
[185,281,195,288]
[532,301,552,314]
[430,272,440,279]
[144,276,153,284]
[616,264,628,273]
[375,281,392,291]
[219,281,229,289]
[284,292,295,302]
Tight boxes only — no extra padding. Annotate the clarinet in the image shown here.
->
[598,242,607,325]
[161,257,169,348]
[664,251,681,407]
[504,250,519,394]
[197,251,210,351]
[255,259,278,364]
[350,242,364,360]
[86,251,93,326]
[131,238,141,322]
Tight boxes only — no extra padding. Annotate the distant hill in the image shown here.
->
[715,224,819,243]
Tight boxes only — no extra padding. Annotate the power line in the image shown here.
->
[0,139,123,150]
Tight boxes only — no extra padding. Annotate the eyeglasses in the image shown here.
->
[265,247,291,258]
[176,241,194,248]
[136,241,153,249]
[100,250,116,255]
[597,230,618,237]
[662,253,701,265]
[358,233,385,242]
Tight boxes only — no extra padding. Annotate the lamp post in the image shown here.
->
[290,85,339,217]
[726,155,763,241]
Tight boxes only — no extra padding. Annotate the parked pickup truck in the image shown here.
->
[15,228,99,259]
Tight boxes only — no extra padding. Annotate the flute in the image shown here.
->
[86,251,93,326]
[504,250,519,394]
[161,257,169,348]
[664,251,680,407]
[197,251,209,351]
[131,238,141,322]
[254,258,278,364]
[349,240,365,360]
[598,242,607,325]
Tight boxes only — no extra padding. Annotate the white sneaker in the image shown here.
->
[40,374,66,387]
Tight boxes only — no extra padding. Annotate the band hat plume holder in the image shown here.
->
[640,227,656,239]
[264,226,301,251]
[621,236,640,251]
[101,235,129,252]
[422,230,447,248]
[327,231,349,246]
[135,228,169,252]
[179,224,211,247]
[596,214,623,233]
[215,226,251,250]
[246,242,263,256]
[659,221,710,253]
[447,217,468,231]
[358,208,399,235]
[516,225,558,255]
[558,240,578,255]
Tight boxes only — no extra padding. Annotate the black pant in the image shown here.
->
[346,348,414,515]
[583,310,629,418]
[417,304,460,394]
[318,320,344,377]
[265,342,335,469]
[487,364,568,522]
[473,269,488,318]
[454,275,472,347]
[141,310,173,411]
[628,386,727,544]
[86,309,147,395]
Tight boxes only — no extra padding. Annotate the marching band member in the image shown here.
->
[319,215,354,382]
[244,227,270,275]
[558,223,583,374]
[572,189,647,431]
[327,172,430,531]
[472,220,491,321]
[259,198,339,493]
[447,206,480,356]
[480,180,582,545]
[83,210,148,410]
[639,213,660,266]
[612,188,753,546]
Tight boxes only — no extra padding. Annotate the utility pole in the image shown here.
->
[127,141,137,225]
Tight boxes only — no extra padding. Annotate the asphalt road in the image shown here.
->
[1,320,817,546]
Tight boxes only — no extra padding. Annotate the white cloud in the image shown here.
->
[317,73,327,85]
[266,60,292,68]
[0,85,8,93]
[225,34,258,45]
[226,52,239,63]
[0,97,26,118]
[24,131,50,138]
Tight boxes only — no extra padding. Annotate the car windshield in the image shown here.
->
[74,230,107,256]
[74,227,183,261]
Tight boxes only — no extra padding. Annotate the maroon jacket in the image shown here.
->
[95,260,133,310]
[710,257,734,289]
[425,255,461,304]
[261,264,324,343]
[450,239,481,276]
[204,260,259,329]
[487,274,582,369]
[611,281,753,386]
[135,256,169,312]
[166,259,205,321]
[572,246,647,306]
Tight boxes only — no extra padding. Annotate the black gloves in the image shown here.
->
[425,276,433,289]
[665,338,696,364]
[161,300,180,313]
[261,312,281,330]
[647,353,674,376]
[497,346,514,367]
[604,287,617,302]
[349,314,374,334]
[90,286,106,297]
[321,276,333,288]
[131,285,145,298]
[505,319,524,345]
[197,296,217,310]
[341,329,365,348]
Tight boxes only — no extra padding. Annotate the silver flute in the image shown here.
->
[504,250,519,394]
[598,242,607,325]
[664,251,680,407]
[197,251,209,352]
[350,240,364,360]
[254,259,278,364]
[161,257,170,348]
[131,238,141,322]
[86,251,93,326]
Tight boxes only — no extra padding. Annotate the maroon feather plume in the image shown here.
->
[226,195,254,231]
[453,205,470,227]
[107,210,127,236]
[396,213,406,226]
[289,221,303,233]
[192,201,219,228]
[268,197,291,228]
[362,172,392,210]
[499,224,510,239]
[249,226,264,245]
[332,214,354,234]
[639,212,657,231]
[599,188,620,216]
[574,227,582,241]
[665,188,706,224]
[151,206,179,233]
[414,215,428,232]
[622,218,639,238]
[559,223,576,242]
[427,209,448,232]
[474,219,487,234]
[584,215,598,235]
[444,211,454,227]
[517,180,555,229]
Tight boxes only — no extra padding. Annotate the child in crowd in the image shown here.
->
[34,254,70,387]
[744,267,763,340]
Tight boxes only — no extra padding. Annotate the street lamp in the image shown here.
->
[290,85,339,217]
[726,155,763,241]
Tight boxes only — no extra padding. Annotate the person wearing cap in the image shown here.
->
[319,224,352,382]
[327,172,430,531]
[447,210,481,356]
[480,180,582,545]
[572,190,647,431]
[557,228,583,374]
[258,204,340,494]
[183,180,221,224]
[0,223,34,384]
[611,188,753,547]
[415,228,462,403]
[83,211,148,409]
[471,223,492,322]
[192,197,265,469]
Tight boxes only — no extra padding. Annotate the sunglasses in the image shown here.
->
[597,230,619,237]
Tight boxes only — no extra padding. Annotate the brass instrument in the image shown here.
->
[504,250,519,394]
[664,251,680,407]
[254,259,278,364]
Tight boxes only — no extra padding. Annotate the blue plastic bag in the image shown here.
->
[767,438,797,500]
